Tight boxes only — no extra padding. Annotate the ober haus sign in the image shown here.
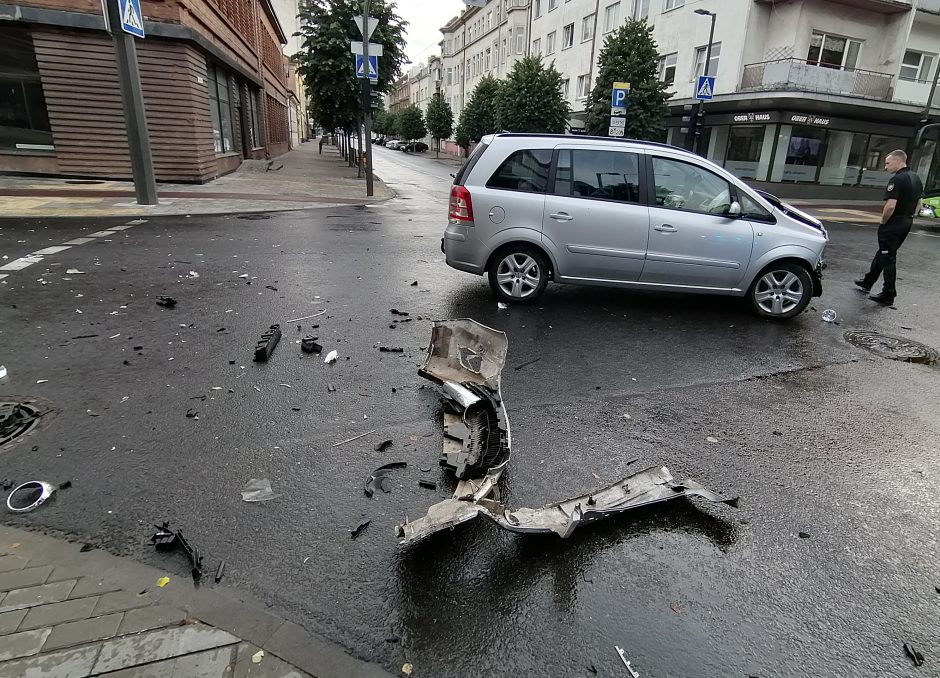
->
[733,112,772,123]
[788,114,830,126]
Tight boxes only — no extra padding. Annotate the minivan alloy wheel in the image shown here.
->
[753,269,805,316]
[495,253,542,299]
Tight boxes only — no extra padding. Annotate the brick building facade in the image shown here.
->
[0,0,292,182]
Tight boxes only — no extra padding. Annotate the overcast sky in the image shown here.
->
[394,0,465,66]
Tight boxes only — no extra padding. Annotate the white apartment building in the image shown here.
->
[440,0,940,199]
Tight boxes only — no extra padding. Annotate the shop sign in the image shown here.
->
[789,114,830,127]
[732,112,772,123]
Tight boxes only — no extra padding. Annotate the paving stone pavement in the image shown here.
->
[0,527,394,678]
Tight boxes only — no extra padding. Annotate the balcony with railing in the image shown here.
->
[740,58,894,100]
[756,0,913,14]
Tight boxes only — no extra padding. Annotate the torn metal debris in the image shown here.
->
[150,522,204,583]
[396,320,737,546]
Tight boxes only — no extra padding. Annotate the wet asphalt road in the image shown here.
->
[1,146,939,678]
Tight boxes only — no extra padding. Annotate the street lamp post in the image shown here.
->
[693,8,716,156]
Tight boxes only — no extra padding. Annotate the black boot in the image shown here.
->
[868,292,895,306]
[854,279,871,292]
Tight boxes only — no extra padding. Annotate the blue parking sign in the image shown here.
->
[611,81,630,109]
[119,0,145,38]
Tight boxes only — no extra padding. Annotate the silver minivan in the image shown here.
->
[443,134,828,319]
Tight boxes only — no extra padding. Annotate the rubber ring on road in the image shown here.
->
[6,481,56,513]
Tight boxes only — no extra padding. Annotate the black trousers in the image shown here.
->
[863,218,912,297]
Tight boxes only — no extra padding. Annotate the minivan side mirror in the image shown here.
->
[727,201,742,217]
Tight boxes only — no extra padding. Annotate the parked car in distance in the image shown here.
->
[372,136,386,146]
[401,142,429,153]
[442,133,828,320]
[385,139,403,150]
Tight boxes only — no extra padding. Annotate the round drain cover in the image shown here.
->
[844,331,940,365]
[0,397,54,448]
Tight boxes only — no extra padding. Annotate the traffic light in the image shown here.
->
[680,104,706,151]
[370,91,383,110]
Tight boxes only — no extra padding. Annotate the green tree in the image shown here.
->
[385,111,399,137]
[424,92,454,158]
[454,120,471,156]
[496,56,569,133]
[396,106,427,143]
[295,0,407,134]
[460,75,502,143]
[583,19,671,139]
[373,110,392,135]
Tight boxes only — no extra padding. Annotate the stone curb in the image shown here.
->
[0,526,394,678]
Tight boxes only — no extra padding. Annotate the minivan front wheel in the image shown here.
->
[749,262,813,319]
[488,246,549,304]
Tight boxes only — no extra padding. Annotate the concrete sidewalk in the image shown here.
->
[0,141,391,219]
[0,527,393,678]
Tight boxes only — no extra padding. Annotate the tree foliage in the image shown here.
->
[295,0,407,132]
[373,110,394,135]
[454,121,471,152]
[584,20,671,139]
[396,106,427,141]
[459,75,502,143]
[425,93,454,156]
[495,56,569,134]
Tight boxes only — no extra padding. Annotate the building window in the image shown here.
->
[562,23,574,49]
[576,74,590,99]
[693,43,721,79]
[546,31,556,55]
[0,27,53,152]
[247,88,263,149]
[658,52,677,85]
[533,38,541,55]
[208,64,234,153]
[485,48,491,71]
[604,3,620,33]
[582,14,595,42]
[549,0,557,10]
[486,11,492,31]
[535,0,542,18]
[664,0,684,10]
[900,50,935,82]
[725,126,769,181]
[631,0,649,19]
[807,32,862,71]
[516,27,526,54]
[562,78,570,98]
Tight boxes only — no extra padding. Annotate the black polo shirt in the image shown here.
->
[885,167,924,219]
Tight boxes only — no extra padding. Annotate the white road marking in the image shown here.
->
[32,245,72,255]
[108,224,136,231]
[87,230,117,237]
[0,254,44,271]
[64,237,96,245]
[913,231,940,238]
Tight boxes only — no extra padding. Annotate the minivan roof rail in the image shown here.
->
[490,133,682,151]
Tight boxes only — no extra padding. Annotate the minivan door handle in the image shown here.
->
[654,224,677,233]
[550,212,574,222]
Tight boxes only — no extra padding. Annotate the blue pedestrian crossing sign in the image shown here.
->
[696,75,715,101]
[119,0,145,38]
[355,54,379,80]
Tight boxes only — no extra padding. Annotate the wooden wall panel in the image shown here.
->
[32,30,220,181]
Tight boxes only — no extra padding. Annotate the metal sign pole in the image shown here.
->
[106,0,157,205]
[362,0,374,197]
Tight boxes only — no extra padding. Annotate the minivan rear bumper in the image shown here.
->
[443,223,487,275]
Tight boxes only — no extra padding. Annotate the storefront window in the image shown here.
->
[818,130,867,186]
[0,27,53,152]
[856,135,906,187]
[725,126,768,181]
[770,125,826,183]
[208,65,234,154]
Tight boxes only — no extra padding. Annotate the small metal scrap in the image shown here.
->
[286,311,326,323]
[150,522,204,583]
[253,325,281,362]
[215,561,225,583]
[333,430,376,448]
[615,647,639,677]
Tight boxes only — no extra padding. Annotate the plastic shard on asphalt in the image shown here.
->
[396,320,738,546]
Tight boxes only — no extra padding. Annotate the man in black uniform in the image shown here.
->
[855,149,923,305]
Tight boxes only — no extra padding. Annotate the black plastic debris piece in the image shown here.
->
[156,296,177,309]
[185,409,198,419]
[514,357,541,371]
[72,334,99,340]
[390,309,410,316]
[410,281,418,286]
[374,440,393,452]
[328,384,336,393]
[292,407,301,412]
[150,522,204,583]
[79,543,94,553]
[265,285,278,291]
[301,336,322,354]
[385,636,401,643]
[134,346,143,351]
[350,520,371,540]
[253,324,281,362]
[418,480,437,490]
[379,347,404,353]
[215,561,225,583]
[798,532,811,539]
[58,481,72,490]
[904,643,925,666]
[365,462,407,498]
[217,328,226,332]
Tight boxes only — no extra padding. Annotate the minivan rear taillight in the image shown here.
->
[449,185,474,223]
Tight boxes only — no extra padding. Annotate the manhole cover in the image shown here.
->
[844,331,940,365]
[0,397,55,449]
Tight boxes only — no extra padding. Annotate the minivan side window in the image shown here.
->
[554,149,641,203]
[486,149,552,193]
[652,157,733,215]
[739,192,775,222]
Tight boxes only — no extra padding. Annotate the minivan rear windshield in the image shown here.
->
[454,141,489,186]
